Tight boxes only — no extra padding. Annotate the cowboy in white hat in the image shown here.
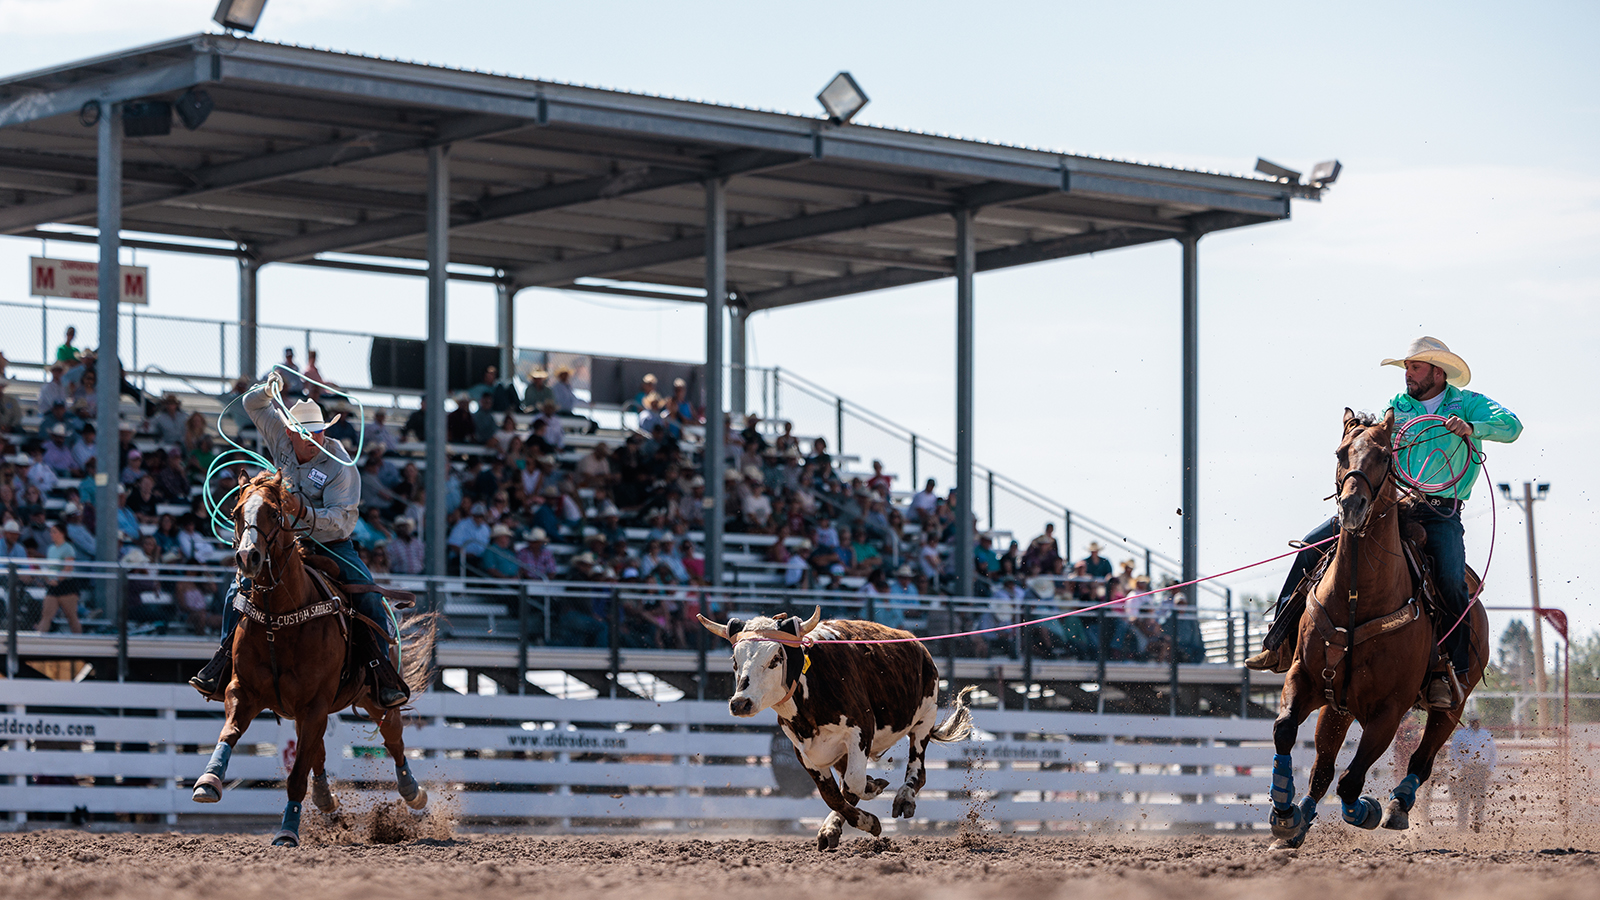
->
[191,369,409,708]
[1247,337,1522,710]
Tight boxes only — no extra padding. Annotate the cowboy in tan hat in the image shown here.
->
[191,369,409,708]
[1246,337,1522,711]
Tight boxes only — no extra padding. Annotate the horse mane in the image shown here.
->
[1347,410,1382,427]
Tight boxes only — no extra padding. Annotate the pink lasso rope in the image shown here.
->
[775,536,1339,646]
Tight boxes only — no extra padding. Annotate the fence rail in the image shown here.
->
[1,680,1290,829]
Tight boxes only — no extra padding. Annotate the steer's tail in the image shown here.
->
[929,686,976,743]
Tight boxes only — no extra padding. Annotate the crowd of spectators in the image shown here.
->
[0,337,1208,664]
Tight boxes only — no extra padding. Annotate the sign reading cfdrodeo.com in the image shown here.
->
[1,716,97,738]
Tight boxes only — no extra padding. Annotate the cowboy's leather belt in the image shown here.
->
[234,593,342,630]
[1423,496,1462,513]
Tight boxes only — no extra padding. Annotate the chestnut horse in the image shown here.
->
[190,473,434,846]
[1267,408,1488,849]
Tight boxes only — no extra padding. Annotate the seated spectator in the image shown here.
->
[114,486,138,543]
[975,533,998,579]
[881,565,919,631]
[26,444,58,493]
[0,518,26,559]
[0,378,21,438]
[846,526,881,576]
[551,366,579,414]
[67,368,98,420]
[446,393,477,443]
[481,524,521,578]
[576,443,613,488]
[363,409,399,452]
[278,348,304,396]
[527,487,562,537]
[492,412,521,451]
[917,532,944,582]
[858,567,889,619]
[639,396,667,435]
[740,413,767,453]
[627,373,660,414]
[522,368,553,412]
[555,553,609,646]
[806,437,833,479]
[353,507,393,551]
[120,448,145,487]
[148,394,186,445]
[385,517,425,575]
[149,449,189,504]
[41,425,79,476]
[60,502,95,557]
[516,527,557,580]
[447,502,491,571]
[813,516,840,549]
[1082,541,1112,580]
[785,538,813,589]
[401,399,427,443]
[740,475,772,532]
[466,364,500,408]
[909,478,938,521]
[176,514,218,564]
[36,363,68,412]
[37,400,82,438]
[323,403,359,448]
[153,513,180,558]
[667,378,694,430]
[677,476,706,528]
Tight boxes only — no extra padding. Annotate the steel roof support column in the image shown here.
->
[424,145,450,578]
[495,279,516,387]
[728,300,746,421]
[703,178,727,589]
[1180,233,1200,616]
[94,103,122,565]
[238,257,259,380]
[953,208,976,598]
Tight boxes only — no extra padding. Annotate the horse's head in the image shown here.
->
[234,471,296,582]
[1335,407,1395,533]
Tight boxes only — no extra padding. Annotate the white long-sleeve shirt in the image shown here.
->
[1450,726,1497,770]
[244,386,359,543]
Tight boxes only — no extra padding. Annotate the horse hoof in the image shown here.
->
[404,788,428,811]
[1267,838,1302,852]
[1381,798,1410,831]
[1269,805,1303,841]
[817,828,841,852]
[1343,796,1383,830]
[893,791,917,819]
[861,777,890,800]
[191,775,222,804]
[271,830,300,847]
[859,812,882,837]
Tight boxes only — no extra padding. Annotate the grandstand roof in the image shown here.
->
[0,33,1320,308]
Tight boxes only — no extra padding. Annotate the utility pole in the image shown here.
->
[1501,481,1551,729]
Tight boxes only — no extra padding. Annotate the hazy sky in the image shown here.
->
[1,1,1595,651]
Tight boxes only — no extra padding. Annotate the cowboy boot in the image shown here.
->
[189,644,232,701]
[362,627,410,709]
[1425,671,1457,711]
[1243,646,1280,671]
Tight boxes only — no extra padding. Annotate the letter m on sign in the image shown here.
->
[34,263,55,292]
[122,272,145,303]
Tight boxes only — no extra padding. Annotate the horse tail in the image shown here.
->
[929,686,976,743]
[398,611,440,697]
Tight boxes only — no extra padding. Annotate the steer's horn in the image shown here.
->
[798,606,822,635]
[696,614,729,641]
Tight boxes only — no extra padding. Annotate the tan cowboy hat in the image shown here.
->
[287,398,339,433]
[1087,541,1104,553]
[490,524,514,539]
[1381,336,1471,388]
[530,367,549,379]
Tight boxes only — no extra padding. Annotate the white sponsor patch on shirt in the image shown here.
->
[306,468,328,487]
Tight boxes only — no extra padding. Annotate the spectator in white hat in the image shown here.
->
[385,516,425,575]
[61,502,95,557]
[516,527,557,580]
[0,518,24,559]
[482,523,520,578]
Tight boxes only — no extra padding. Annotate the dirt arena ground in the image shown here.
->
[5,813,1600,900]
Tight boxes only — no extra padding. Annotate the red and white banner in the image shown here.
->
[29,256,148,304]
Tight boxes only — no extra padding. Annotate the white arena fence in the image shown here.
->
[1,680,1306,831]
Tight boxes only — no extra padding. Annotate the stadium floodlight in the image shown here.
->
[212,0,268,33]
[1310,159,1342,186]
[817,72,869,124]
[174,88,214,131]
[1497,483,1512,500]
[1537,482,1551,499]
[1254,157,1302,184]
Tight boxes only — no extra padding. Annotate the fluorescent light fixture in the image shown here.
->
[1254,157,1302,184]
[212,0,268,33]
[1309,159,1342,186]
[817,71,869,124]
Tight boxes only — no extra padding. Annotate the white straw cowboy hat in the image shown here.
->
[1381,336,1471,388]
[286,399,339,433]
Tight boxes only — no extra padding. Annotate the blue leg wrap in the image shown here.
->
[1341,798,1365,822]
[1391,773,1420,811]
[1270,754,1295,811]
[204,742,233,779]
[279,800,302,835]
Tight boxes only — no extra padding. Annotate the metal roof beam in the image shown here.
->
[255,149,802,263]
[0,114,521,234]
[514,181,1044,286]
[0,56,211,129]
[745,224,1182,312]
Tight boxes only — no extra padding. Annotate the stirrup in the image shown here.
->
[1425,672,1458,711]
[188,646,231,701]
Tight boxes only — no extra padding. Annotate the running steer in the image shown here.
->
[699,607,974,851]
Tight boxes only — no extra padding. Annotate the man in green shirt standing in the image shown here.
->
[1246,338,1522,709]
[55,326,80,364]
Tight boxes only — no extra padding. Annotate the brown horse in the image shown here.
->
[1267,408,1489,849]
[190,473,434,846]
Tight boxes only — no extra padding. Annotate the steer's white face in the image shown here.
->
[727,616,795,717]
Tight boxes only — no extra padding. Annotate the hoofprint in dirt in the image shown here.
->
[4,833,1600,900]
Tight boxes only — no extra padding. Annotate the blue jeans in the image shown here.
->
[1413,503,1470,672]
[220,539,391,647]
